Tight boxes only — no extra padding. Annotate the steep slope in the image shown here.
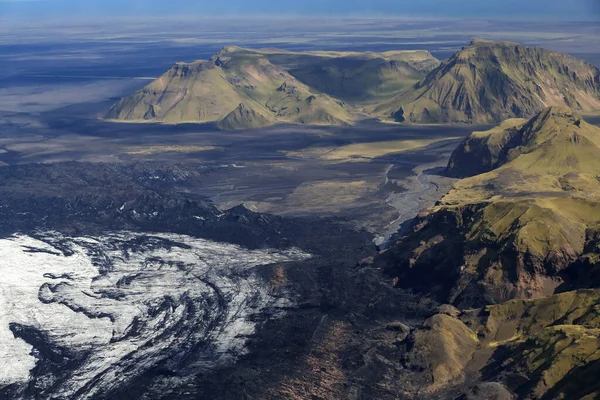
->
[378,39,600,124]
[105,60,239,123]
[472,289,600,400]
[376,107,600,307]
[105,47,353,129]
[446,117,528,177]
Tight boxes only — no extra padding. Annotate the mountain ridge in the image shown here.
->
[106,41,600,129]
[105,46,438,129]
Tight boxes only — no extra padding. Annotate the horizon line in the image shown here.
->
[2,14,600,24]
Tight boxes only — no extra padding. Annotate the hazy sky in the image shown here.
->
[1,0,599,20]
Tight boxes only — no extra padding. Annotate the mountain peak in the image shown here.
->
[216,102,273,131]
[210,46,245,67]
[452,39,521,62]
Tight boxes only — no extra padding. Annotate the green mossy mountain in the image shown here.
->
[380,39,600,124]
[407,313,479,390]
[403,290,600,399]
[371,107,600,398]
[377,107,600,308]
[105,47,354,129]
[98,45,600,398]
[105,46,438,129]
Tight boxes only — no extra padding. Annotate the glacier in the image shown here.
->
[0,231,310,399]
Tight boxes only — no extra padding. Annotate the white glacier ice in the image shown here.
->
[0,231,310,399]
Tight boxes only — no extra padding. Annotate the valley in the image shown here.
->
[0,96,469,237]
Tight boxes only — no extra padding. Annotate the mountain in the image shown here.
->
[446,106,600,177]
[105,46,439,129]
[469,289,600,399]
[379,39,600,124]
[4,117,600,399]
[377,107,600,307]
[363,107,600,398]
[105,47,354,129]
